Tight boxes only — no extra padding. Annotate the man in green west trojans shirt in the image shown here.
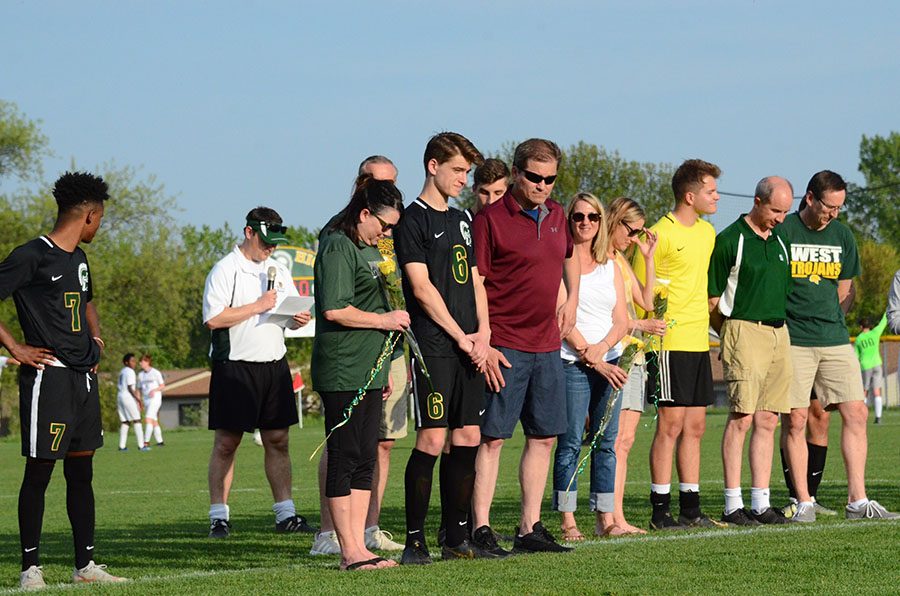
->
[854,314,888,424]
[778,170,897,521]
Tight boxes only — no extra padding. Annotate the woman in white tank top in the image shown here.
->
[551,193,628,541]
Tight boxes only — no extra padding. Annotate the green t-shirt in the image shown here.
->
[778,212,860,347]
[708,216,791,321]
[854,313,887,371]
[311,229,391,392]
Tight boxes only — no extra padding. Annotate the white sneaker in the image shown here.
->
[846,500,900,520]
[365,525,404,551]
[792,502,816,523]
[20,565,45,591]
[73,561,127,584]
[309,530,341,555]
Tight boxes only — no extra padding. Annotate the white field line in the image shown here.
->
[1,519,895,594]
[0,478,896,500]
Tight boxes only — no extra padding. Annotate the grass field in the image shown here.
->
[1,409,897,595]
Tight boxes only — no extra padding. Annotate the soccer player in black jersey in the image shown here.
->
[395,132,508,563]
[0,172,125,589]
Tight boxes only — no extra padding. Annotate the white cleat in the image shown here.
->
[365,525,404,551]
[20,565,45,591]
[309,530,341,555]
[73,560,127,584]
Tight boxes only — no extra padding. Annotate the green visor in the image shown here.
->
[247,220,289,245]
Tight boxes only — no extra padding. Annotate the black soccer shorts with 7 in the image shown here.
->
[19,366,103,459]
[411,352,484,430]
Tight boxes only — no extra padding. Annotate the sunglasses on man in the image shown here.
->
[521,169,558,185]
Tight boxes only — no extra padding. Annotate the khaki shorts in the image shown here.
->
[789,344,865,409]
[721,319,792,414]
[380,355,409,440]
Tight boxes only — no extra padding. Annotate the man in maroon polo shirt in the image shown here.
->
[470,138,580,554]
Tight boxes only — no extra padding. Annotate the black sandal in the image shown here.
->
[343,557,381,571]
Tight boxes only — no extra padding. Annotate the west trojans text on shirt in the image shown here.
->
[790,243,843,283]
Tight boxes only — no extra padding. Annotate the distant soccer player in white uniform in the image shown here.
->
[139,354,166,446]
[117,353,148,451]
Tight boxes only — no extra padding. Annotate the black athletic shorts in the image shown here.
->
[322,389,381,498]
[411,352,484,430]
[646,350,714,408]
[208,357,298,432]
[19,366,103,459]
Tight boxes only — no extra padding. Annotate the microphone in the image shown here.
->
[267,266,277,291]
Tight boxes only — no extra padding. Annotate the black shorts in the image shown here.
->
[646,350,714,408]
[411,353,484,430]
[208,357,298,433]
[322,389,381,498]
[19,366,103,459]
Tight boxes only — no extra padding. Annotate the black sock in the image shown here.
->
[780,447,796,500]
[650,491,671,518]
[404,448,437,546]
[807,442,827,500]
[679,490,701,520]
[64,456,96,570]
[19,459,55,570]
[444,446,478,547]
[438,452,449,537]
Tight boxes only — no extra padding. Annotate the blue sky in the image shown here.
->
[2,1,898,234]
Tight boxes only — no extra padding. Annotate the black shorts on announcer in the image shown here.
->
[208,357,298,433]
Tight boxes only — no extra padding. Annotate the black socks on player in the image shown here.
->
[679,490,701,520]
[64,456,96,570]
[404,448,437,546]
[405,445,478,548]
[19,456,98,571]
[781,442,828,500]
[19,459,54,570]
[442,446,478,547]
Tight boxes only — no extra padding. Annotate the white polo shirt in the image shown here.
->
[202,245,299,362]
[117,366,137,401]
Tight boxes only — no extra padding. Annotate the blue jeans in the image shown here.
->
[552,359,621,513]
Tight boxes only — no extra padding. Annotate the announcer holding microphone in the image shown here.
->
[202,207,314,538]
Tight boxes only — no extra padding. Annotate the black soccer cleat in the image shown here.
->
[649,512,688,531]
[678,513,728,528]
[751,507,791,525]
[472,525,512,558]
[720,508,762,526]
[209,518,231,538]
[275,514,317,533]
[512,521,573,554]
[400,540,433,565]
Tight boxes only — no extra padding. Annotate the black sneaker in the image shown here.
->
[442,538,504,560]
[649,512,688,531]
[512,521,573,554]
[678,513,728,528]
[721,508,761,526]
[472,525,512,558]
[209,518,231,538]
[275,515,317,533]
[751,507,791,525]
[400,540,432,565]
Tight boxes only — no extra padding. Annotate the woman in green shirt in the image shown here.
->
[313,177,408,570]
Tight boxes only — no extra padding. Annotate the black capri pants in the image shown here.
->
[322,389,382,498]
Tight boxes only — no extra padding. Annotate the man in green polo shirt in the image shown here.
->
[779,170,898,521]
[709,176,793,526]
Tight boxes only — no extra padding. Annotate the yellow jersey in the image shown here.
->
[633,212,715,352]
